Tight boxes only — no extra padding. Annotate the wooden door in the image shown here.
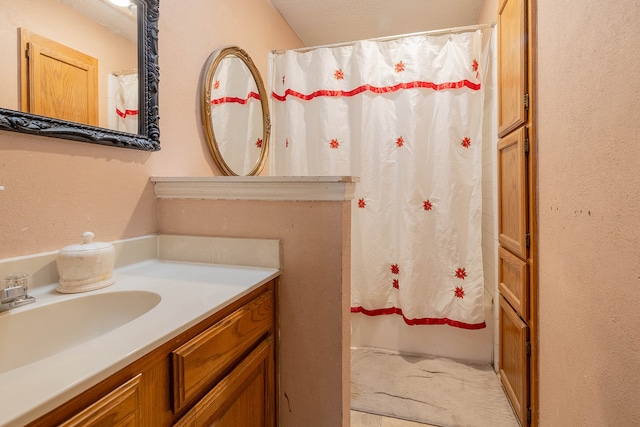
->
[20,29,98,126]
[498,126,528,260]
[497,0,537,424]
[499,296,529,426]
[498,0,527,137]
[174,337,275,427]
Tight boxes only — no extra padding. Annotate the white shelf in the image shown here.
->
[150,176,358,201]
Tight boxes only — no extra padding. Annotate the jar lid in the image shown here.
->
[59,232,114,253]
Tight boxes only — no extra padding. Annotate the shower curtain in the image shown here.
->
[269,31,486,329]
[115,73,138,133]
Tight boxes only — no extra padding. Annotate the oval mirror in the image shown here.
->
[201,46,270,176]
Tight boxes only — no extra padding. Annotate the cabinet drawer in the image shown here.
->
[60,374,142,427]
[172,289,273,412]
[173,336,275,427]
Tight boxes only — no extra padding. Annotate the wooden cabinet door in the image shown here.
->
[498,0,527,137]
[499,296,529,427]
[498,246,529,319]
[498,126,528,260]
[172,290,274,413]
[59,374,142,427]
[20,29,99,126]
[174,337,275,427]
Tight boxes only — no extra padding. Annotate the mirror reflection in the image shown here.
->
[0,0,138,133]
[201,46,270,176]
[0,0,159,150]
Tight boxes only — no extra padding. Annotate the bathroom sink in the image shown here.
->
[0,290,161,374]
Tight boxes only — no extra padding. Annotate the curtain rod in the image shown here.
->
[112,69,138,76]
[272,22,496,55]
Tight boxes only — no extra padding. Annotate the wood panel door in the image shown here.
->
[499,246,529,320]
[498,0,527,137]
[20,29,98,126]
[499,296,529,426]
[497,0,536,424]
[498,126,528,260]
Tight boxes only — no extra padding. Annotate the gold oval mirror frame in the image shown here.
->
[201,46,270,176]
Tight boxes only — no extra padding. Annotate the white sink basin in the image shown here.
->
[0,290,161,374]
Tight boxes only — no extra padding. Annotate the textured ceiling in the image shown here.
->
[269,0,484,47]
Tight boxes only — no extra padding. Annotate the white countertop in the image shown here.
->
[0,259,280,427]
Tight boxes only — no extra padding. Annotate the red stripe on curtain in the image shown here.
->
[212,91,261,105]
[351,306,487,330]
[272,80,481,102]
[116,108,138,118]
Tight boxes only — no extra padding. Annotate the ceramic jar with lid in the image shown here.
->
[56,232,115,293]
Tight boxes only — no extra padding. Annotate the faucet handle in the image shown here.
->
[2,273,32,290]
[3,285,27,300]
[1,273,35,308]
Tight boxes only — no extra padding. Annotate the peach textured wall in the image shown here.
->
[537,1,640,425]
[0,0,302,259]
[477,0,498,24]
[477,0,498,49]
[157,199,351,427]
[0,0,137,128]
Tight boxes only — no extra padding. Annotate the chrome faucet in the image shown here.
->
[1,274,35,309]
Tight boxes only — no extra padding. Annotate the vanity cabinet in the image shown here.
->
[59,374,143,427]
[26,281,275,427]
[174,337,274,427]
[172,289,275,426]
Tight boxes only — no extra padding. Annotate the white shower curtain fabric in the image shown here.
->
[270,31,486,329]
[115,73,139,133]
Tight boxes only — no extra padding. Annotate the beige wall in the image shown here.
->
[157,199,351,427]
[477,0,498,24]
[537,0,640,425]
[0,0,302,259]
[477,0,498,49]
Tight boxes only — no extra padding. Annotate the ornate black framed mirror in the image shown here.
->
[0,0,160,151]
[201,46,270,175]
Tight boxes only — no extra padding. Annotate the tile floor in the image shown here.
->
[351,410,439,427]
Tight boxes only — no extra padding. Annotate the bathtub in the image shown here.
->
[350,290,495,363]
